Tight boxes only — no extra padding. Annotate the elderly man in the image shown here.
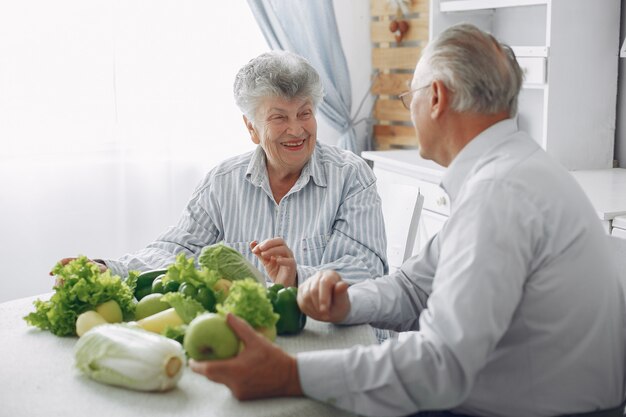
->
[58,51,387,286]
[190,24,626,417]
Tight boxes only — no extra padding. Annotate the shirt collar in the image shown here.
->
[245,143,327,190]
[441,118,518,202]
[303,143,327,188]
[245,146,269,188]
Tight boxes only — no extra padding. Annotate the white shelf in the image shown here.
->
[431,0,620,170]
[570,168,626,221]
[511,46,549,58]
[523,83,546,90]
[440,0,548,13]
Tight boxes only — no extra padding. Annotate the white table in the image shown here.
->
[570,168,626,234]
[1,294,377,417]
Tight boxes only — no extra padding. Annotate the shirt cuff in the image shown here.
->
[296,265,318,286]
[297,349,352,407]
[101,259,129,279]
[341,282,377,325]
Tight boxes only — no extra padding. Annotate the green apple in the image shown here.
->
[95,299,123,323]
[134,293,171,320]
[184,313,239,360]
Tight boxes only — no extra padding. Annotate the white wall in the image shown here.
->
[0,1,372,302]
[615,6,626,167]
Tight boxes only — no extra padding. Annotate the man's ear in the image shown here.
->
[430,80,449,119]
[243,115,260,144]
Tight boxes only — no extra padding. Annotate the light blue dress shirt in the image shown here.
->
[297,119,626,417]
[104,142,388,284]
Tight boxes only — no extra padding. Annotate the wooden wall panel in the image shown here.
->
[372,47,422,71]
[370,0,429,17]
[374,99,412,123]
[371,17,429,43]
[373,125,419,150]
[370,0,429,149]
[372,73,414,96]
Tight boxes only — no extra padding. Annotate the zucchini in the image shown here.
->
[135,269,168,300]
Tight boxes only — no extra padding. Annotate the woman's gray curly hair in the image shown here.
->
[233,50,325,121]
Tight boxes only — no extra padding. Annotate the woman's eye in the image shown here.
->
[299,111,312,119]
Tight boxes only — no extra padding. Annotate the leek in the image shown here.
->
[74,324,185,392]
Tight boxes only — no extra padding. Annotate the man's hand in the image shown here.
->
[189,313,303,400]
[250,238,297,287]
[297,270,351,323]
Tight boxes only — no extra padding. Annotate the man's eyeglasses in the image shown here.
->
[398,85,429,110]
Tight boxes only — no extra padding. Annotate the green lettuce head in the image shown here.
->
[198,242,264,283]
[217,279,278,330]
[24,256,136,336]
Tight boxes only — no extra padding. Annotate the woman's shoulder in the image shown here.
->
[211,150,255,176]
[195,149,256,193]
[315,142,375,186]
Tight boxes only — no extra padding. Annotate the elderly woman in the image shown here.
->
[62,51,387,287]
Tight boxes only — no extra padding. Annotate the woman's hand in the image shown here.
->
[50,258,108,286]
[189,313,302,400]
[250,238,297,287]
[296,270,351,323]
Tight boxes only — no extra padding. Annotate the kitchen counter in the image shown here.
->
[1,294,377,417]
[363,150,626,237]
[570,168,626,221]
[570,168,626,235]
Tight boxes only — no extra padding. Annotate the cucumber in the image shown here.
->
[135,269,168,300]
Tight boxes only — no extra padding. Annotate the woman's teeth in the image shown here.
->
[283,140,305,147]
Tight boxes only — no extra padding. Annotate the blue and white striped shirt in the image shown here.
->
[105,142,388,284]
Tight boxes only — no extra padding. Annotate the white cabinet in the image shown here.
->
[569,168,626,239]
[430,0,621,170]
[363,150,448,271]
[612,216,626,240]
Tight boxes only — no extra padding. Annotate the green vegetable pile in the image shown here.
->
[24,256,137,336]
[25,242,307,343]
[144,253,279,344]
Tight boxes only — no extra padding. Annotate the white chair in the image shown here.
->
[403,191,424,264]
[607,236,626,416]
[381,184,425,272]
[377,187,424,343]
[608,235,626,292]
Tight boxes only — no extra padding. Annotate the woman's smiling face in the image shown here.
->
[247,96,317,176]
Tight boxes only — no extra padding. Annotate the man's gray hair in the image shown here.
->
[420,23,524,117]
[233,50,325,121]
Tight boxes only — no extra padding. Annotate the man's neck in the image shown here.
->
[438,111,510,166]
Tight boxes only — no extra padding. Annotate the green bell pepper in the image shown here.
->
[267,284,306,335]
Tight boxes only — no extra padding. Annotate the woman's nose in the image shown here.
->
[286,120,305,137]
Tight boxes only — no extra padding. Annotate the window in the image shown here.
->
[0,1,267,301]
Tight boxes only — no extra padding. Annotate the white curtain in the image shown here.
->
[0,0,267,302]
[247,0,360,153]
